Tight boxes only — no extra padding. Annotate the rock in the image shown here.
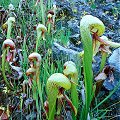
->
[92,55,101,74]
[103,76,120,100]
[26,112,36,120]
[102,3,114,12]
[68,42,82,51]
[93,68,120,100]
[104,31,120,43]
[65,111,72,120]
[108,48,120,72]
[105,31,115,39]
[52,42,81,63]
[12,111,26,120]
[98,13,115,29]
[103,48,120,100]
[67,20,80,34]
[112,31,120,43]
[69,34,80,44]
[67,20,80,44]
[55,0,73,18]
[115,1,120,13]
[106,0,114,3]
[71,0,86,4]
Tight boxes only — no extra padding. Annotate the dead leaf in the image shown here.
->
[95,65,114,82]
[9,62,23,79]
[0,109,8,120]
[95,72,107,81]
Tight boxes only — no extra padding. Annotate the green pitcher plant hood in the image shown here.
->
[2,39,16,62]
[63,61,78,119]
[80,15,106,58]
[79,15,106,120]
[6,17,15,24]
[3,17,15,39]
[37,24,47,39]
[63,61,78,78]
[47,73,71,90]
[80,15,105,36]
[47,73,71,120]
[2,39,15,50]
[1,39,16,90]
[26,67,36,76]
[28,52,41,67]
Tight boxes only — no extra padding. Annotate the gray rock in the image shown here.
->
[108,48,120,72]
[106,0,114,3]
[66,111,72,120]
[55,0,73,18]
[67,20,80,44]
[103,75,120,100]
[92,55,101,74]
[69,34,80,44]
[67,20,80,34]
[52,42,80,63]
[71,0,86,4]
[68,42,83,52]
[112,31,120,43]
[103,48,120,100]
[105,31,120,43]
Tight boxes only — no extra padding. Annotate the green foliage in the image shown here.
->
[54,28,71,46]
[0,0,11,8]
[0,1,120,120]
[80,16,93,120]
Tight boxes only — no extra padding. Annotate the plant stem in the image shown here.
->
[48,87,58,120]
[71,76,78,120]
[20,96,23,119]
[92,78,120,111]
[7,22,12,39]
[48,0,51,10]
[32,80,41,119]
[80,26,93,120]
[36,33,41,52]
[36,66,44,109]
[48,23,51,34]
[80,14,105,119]
[40,0,45,25]
[100,52,108,72]
[6,48,11,74]
[2,49,15,90]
